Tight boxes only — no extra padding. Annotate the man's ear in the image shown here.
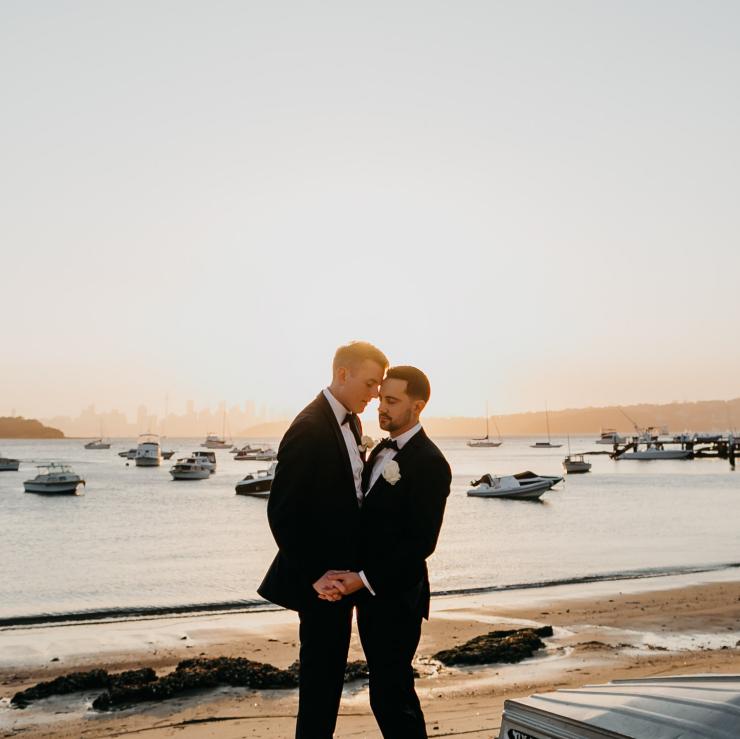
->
[414,399,426,416]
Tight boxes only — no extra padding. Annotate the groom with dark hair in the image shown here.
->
[329,365,451,739]
[258,340,389,739]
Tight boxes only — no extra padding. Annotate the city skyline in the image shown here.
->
[11,394,738,439]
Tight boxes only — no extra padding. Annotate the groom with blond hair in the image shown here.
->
[259,340,388,738]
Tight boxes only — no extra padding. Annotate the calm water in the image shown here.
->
[0,437,738,623]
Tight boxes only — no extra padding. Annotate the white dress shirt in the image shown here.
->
[322,388,364,506]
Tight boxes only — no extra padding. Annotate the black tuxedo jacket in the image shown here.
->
[359,428,451,619]
[258,392,362,612]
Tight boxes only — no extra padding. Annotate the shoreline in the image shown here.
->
[3,560,739,630]
[2,569,739,738]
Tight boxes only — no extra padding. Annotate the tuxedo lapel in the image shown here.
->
[362,444,384,493]
[316,393,358,504]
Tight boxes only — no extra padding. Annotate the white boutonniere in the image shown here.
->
[382,459,401,485]
[359,435,375,453]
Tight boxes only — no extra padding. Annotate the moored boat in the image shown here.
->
[596,428,627,445]
[252,448,277,461]
[232,444,262,456]
[0,453,20,471]
[467,403,503,447]
[563,454,592,473]
[616,448,693,460]
[235,462,276,496]
[170,458,211,480]
[135,434,162,467]
[234,446,277,461]
[191,450,216,472]
[467,471,563,500]
[23,464,85,495]
[84,438,111,450]
[201,433,233,449]
[530,406,562,448]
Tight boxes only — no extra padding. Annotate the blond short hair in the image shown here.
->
[333,341,389,373]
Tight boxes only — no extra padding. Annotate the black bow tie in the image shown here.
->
[376,437,399,453]
[342,413,362,445]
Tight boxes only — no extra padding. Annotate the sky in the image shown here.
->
[2,1,739,422]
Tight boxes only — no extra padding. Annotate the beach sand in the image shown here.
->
[2,570,739,738]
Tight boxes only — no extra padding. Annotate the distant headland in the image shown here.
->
[238,398,740,438]
[0,417,64,439]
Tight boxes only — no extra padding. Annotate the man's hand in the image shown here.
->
[327,571,366,596]
[313,570,349,601]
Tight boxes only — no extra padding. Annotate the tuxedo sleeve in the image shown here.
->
[265,419,324,585]
[362,454,451,595]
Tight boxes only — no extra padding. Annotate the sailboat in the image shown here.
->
[530,405,562,449]
[467,403,503,447]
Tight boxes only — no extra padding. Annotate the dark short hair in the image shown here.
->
[385,365,431,402]
[333,341,389,373]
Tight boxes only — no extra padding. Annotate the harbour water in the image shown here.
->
[1,437,738,624]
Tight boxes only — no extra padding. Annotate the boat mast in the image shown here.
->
[485,401,490,440]
[546,403,551,443]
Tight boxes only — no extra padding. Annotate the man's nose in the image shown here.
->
[371,386,380,399]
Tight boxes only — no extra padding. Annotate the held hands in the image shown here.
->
[312,570,348,602]
[313,570,366,601]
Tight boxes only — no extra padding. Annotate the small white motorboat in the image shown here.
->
[232,443,261,456]
[467,471,563,500]
[234,446,277,461]
[24,464,85,495]
[235,462,277,496]
[562,453,592,473]
[499,674,740,739]
[84,438,111,449]
[135,434,162,467]
[252,448,277,461]
[616,448,693,460]
[191,450,216,472]
[0,453,20,471]
[170,458,211,480]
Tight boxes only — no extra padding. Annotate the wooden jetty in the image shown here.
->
[611,434,738,463]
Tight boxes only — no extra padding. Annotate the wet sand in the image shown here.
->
[2,570,739,738]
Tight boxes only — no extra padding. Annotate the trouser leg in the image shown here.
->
[295,598,353,739]
[357,591,427,739]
